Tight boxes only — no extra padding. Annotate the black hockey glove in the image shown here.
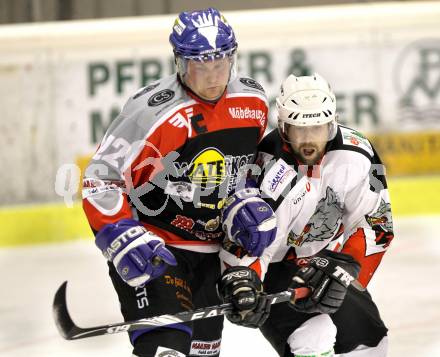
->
[289,250,360,314]
[217,266,271,328]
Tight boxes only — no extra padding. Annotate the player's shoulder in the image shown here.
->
[258,129,289,159]
[124,74,189,118]
[108,74,193,137]
[227,76,267,104]
[329,125,375,160]
[259,156,297,202]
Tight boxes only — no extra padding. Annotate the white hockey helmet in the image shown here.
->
[276,73,337,143]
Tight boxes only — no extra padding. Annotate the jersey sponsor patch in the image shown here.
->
[82,178,125,198]
[261,159,296,201]
[341,127,374,156]
[228,106,266,126]
[239,77,265,92]
[190,338,221,356]
[164,180,196,202]
[148,89,175,107]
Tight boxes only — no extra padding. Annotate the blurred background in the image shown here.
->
[0,0,439,356]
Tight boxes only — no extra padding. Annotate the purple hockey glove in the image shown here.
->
[95,219,177,287]
[222,187,277,257]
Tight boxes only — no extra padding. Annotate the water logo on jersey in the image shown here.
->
[288,186,343,247]
[187,148,227,188]
[175,151,254,191]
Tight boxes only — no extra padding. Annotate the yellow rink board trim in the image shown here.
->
[369,131,440,176]
[0,203,93,247]
[1,176,440,247]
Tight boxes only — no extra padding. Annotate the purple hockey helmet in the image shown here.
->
[169,8,238,61]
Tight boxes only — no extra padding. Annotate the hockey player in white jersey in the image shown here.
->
[218,73,393,356]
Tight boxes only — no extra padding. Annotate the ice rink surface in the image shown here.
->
[1,215,439,356]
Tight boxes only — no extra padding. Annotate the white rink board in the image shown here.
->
[1,215,440,356]
[1,2,440,204]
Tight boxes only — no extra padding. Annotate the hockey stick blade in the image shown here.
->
[52,281,78,339]
[52,281,310,340]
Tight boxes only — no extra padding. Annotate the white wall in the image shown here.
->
[1,1,440,204]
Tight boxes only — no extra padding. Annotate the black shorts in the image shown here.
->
[108,247,224,357]
[260,261,388,356]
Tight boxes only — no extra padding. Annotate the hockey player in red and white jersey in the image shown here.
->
[81,8,277,357]
[218,73,393,356]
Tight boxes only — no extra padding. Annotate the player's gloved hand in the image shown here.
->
[95,219,177,287]
[288,250,360,314]
[222,186,277,257]
[217,266,271,328]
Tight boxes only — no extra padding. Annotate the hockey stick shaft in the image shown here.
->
[53,281,309,340]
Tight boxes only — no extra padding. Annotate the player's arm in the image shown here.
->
[221,178,277,257]
[289,148,392,314]
[217,155,291,328]
[216,177,277,327]
[82,100,178,287]
[339,148,394,288]
[217,213,291,327]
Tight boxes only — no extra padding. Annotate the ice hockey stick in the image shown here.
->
[52,281,310,340]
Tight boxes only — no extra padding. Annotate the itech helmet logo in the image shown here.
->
[303,113,321,118]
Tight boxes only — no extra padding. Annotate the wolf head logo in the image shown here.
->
[288,186,343,247]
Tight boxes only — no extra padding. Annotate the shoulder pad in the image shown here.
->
[100,74,191,145]
[127,74,187,112]
[120,74,191,130]
[228,76,266,98]
[338,125,374,157]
